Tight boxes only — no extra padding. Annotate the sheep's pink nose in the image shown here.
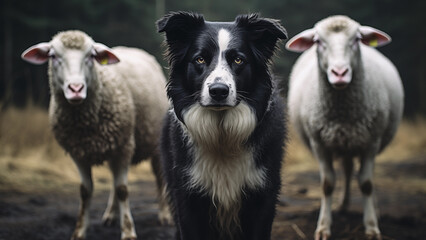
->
[68,83,84,93]
[331,67,349,78]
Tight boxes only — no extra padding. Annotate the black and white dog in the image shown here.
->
[157,12,287,240]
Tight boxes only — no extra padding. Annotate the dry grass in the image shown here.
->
[284,117,426,172]
[377,117,426,162]
[0,106,154,194]
[1,106,426,194]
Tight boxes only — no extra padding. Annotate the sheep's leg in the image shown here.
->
[71,161,93,240]
[339,157,353,212]
[109,160,137,240]
[150,152,173,225]
[359,149,381,240]
[102,182,119,226]
[312,142,335,240]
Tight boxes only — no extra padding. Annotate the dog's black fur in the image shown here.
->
[157,12,287,240]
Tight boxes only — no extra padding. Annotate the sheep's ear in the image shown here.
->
[21,42,51,65]
[359,26,391,47]
[236,13,287,61]
[285,29,316,53]
[93,43,120,65]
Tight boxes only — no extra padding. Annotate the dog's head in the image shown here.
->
[157,12,287,122]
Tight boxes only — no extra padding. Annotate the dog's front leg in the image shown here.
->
[240,190,278,240]
[173,191,212,240]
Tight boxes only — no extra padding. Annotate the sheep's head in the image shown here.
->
[22,30,120,105]
[286,15,391,90]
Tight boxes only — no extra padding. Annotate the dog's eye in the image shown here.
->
[234,57,243,65]
[195,57,205,64]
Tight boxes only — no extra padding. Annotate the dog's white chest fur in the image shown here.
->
[182,102,266,209]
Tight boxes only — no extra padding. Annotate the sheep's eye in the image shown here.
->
[350,37,360,49]
[195,57,205,64]
[85,55,95,64]
[313,35,324,47]
[234,57,243,65]
[49,52,62,64]
[354,37,361,44]
[48,49,56,59]
[315,39,327,50]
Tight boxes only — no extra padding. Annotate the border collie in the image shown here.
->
[157,12,287,240]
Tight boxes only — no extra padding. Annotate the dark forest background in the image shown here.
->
[1,0,425,116]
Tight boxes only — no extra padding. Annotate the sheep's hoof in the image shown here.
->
[71,237,84,240]
[366,234,382,240]
[70,232,85,240]
[121,230,137,240]
[366,228,382,240]
[315,229,331,240]
[121,234,137,240]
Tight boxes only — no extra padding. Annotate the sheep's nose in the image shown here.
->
[209,83,229,101]
[68,83,84,93]
[331,67,349,78]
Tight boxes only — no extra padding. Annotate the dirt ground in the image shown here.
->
[0,154,425,240]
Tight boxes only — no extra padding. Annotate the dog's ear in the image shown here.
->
[236,13,287,62]
[157,11,205,62]
[157,11,205,36]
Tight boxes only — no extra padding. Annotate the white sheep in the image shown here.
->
[21,30,171,240]
[286,16,404,240]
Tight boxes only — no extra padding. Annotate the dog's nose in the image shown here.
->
[209,83,229,101]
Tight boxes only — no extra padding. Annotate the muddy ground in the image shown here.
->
[0,155,425,240]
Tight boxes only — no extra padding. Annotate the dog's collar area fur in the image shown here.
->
[181,102,265,206]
